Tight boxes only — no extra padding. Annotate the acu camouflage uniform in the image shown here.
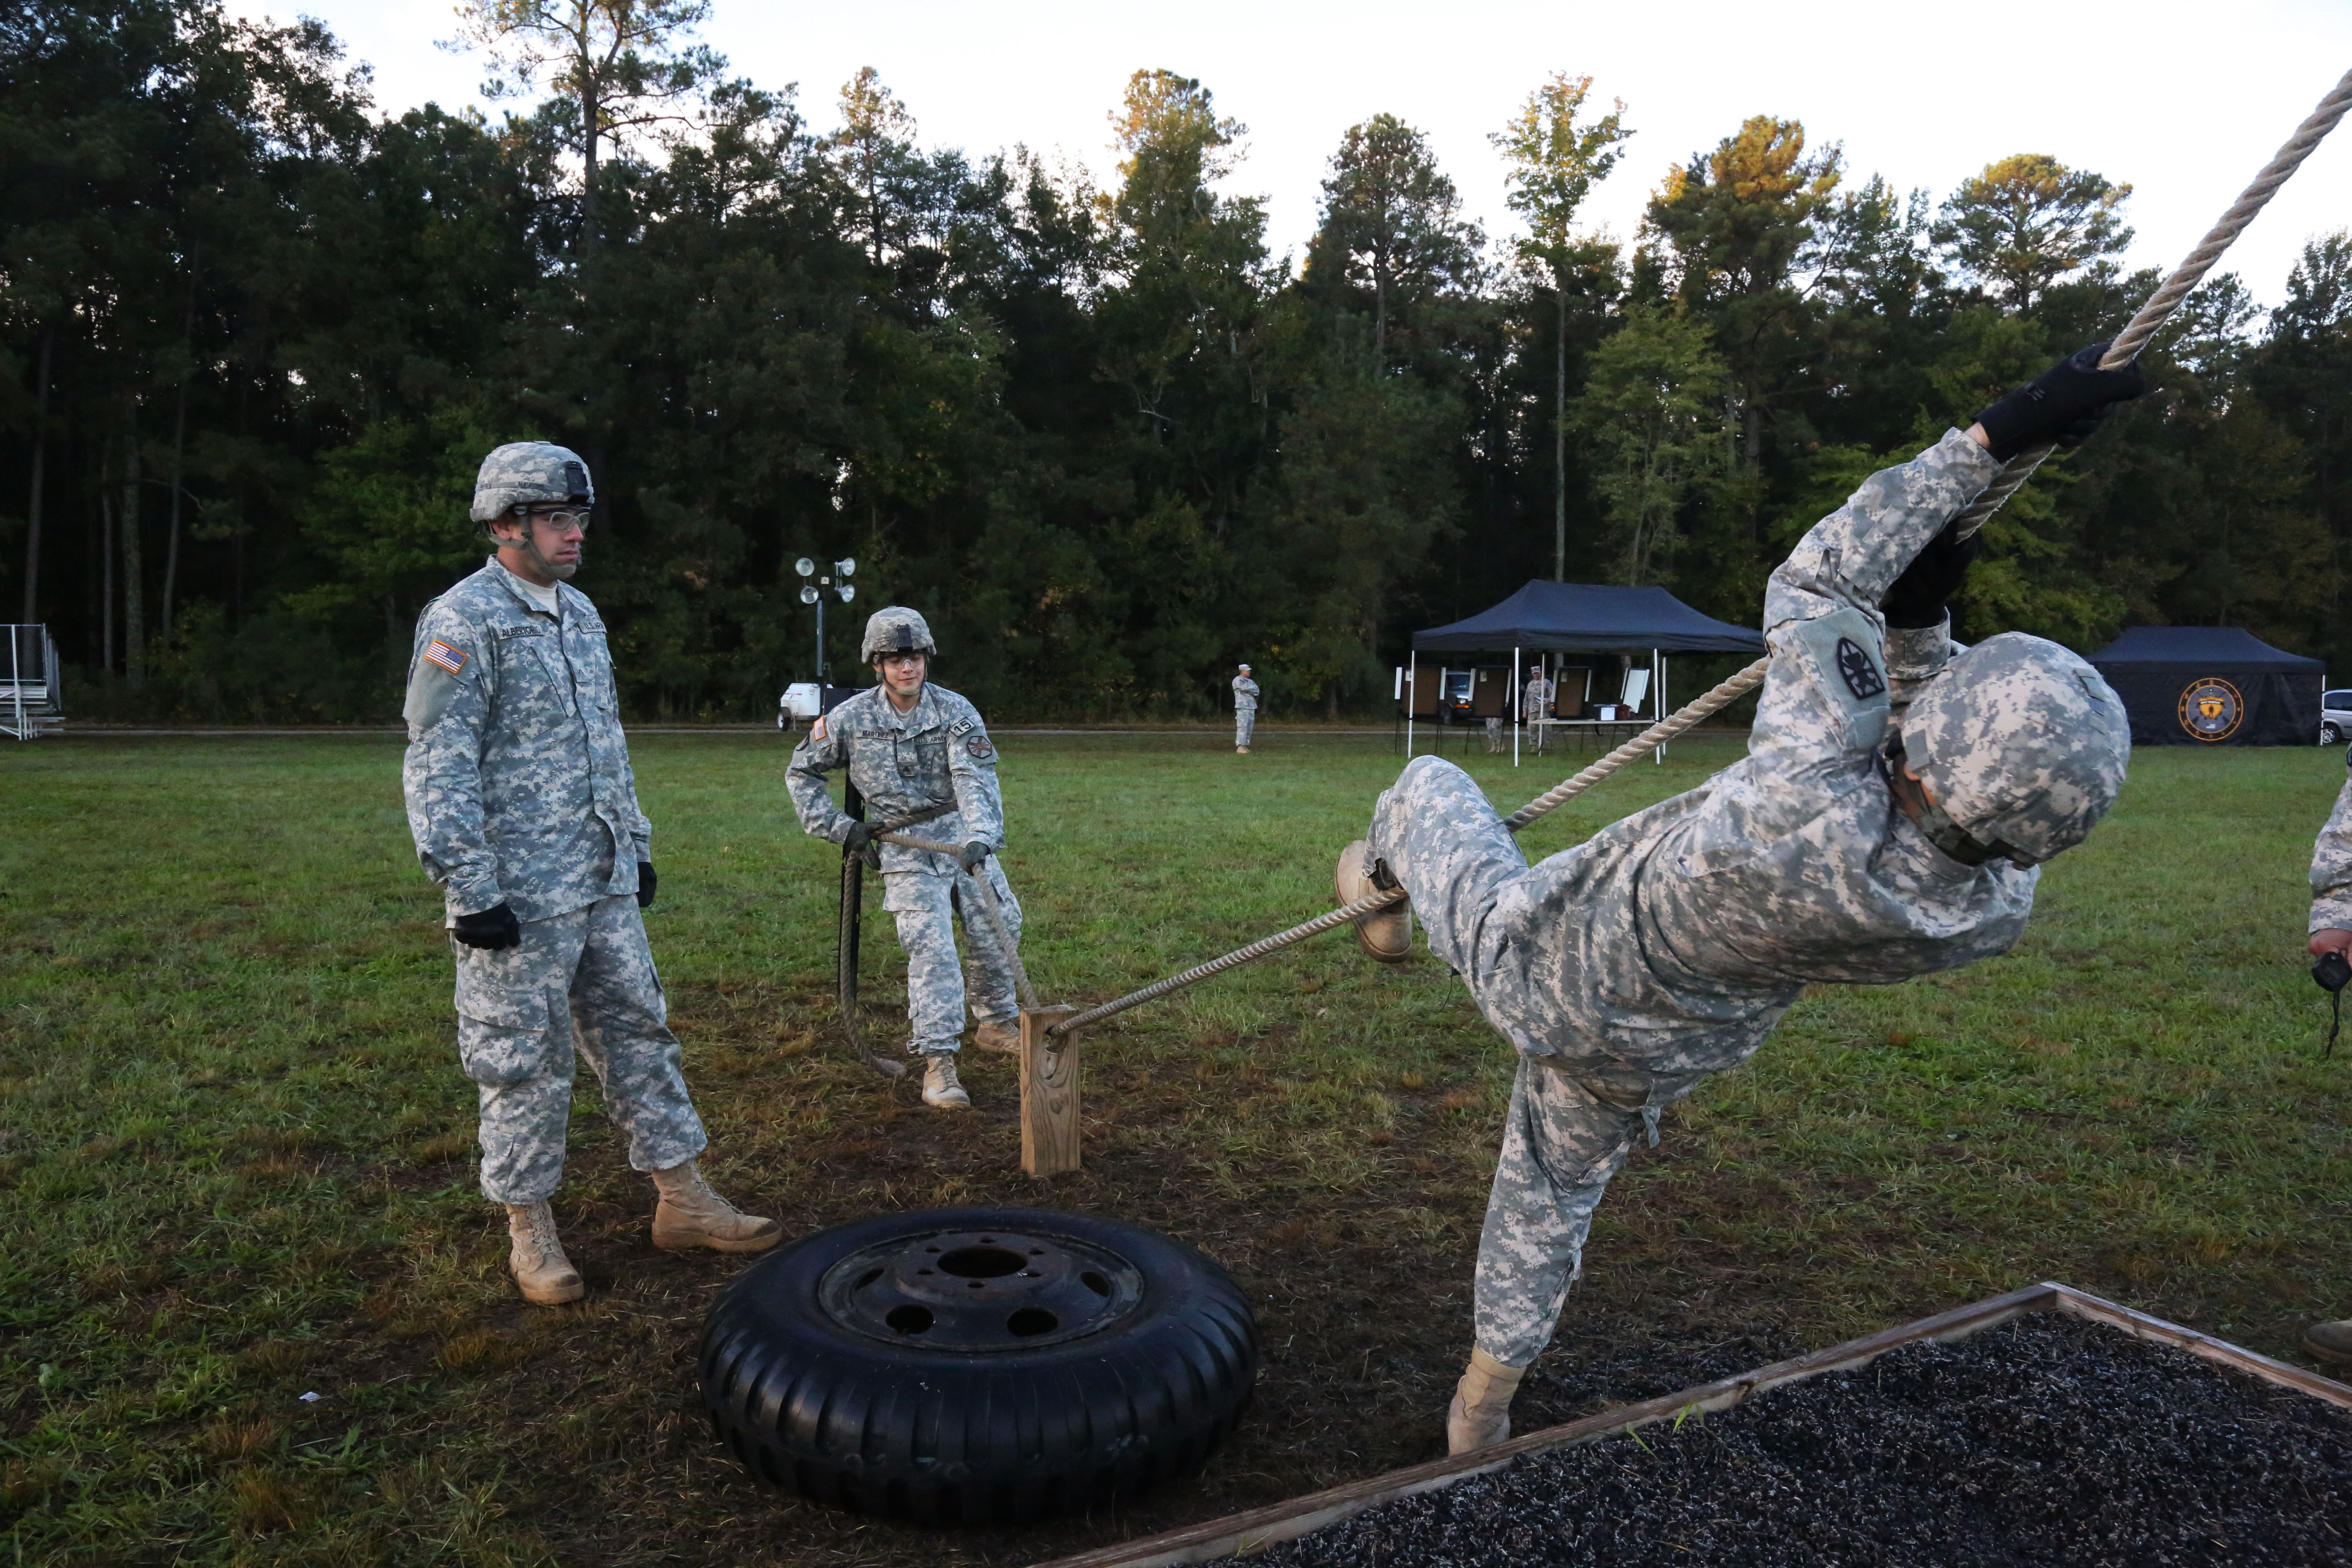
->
[2310,753,2352,934]
[1522,673,1555,754]
[786,683,1018,1056]
[1369,429,2127,1366]
[403,556,706,1204]
[1233,673,1260,748]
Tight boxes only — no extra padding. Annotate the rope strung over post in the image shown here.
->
[1021,67,2352,1048]
[1950,65,2352,542]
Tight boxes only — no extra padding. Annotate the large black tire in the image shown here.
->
[699,1206,1258,1526]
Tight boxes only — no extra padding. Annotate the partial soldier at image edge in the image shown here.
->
[2303,751,2352,1365]
[401,441,780,1307]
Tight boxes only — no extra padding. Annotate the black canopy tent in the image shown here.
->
[2086,625,2323,747]
[1408,581,1766,764]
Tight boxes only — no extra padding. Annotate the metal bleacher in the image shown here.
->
[1,625,63,739]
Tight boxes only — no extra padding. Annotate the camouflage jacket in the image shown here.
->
[400,558,650,922]
[785,682,1005,876]
[1493,429,2037,1080]
[1233,676,1260,711]
[2310,758,2352,932]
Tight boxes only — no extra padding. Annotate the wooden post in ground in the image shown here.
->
[1018,1006,1080,1176]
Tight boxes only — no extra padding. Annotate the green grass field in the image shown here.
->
[4,728,2350,1566]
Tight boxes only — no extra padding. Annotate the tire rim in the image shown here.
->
[816,1227,1147,1352]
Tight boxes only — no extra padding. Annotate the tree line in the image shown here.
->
[4,0,2348,722]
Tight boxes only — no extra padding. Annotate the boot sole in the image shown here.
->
[517,1275,586,1305]
[1338,840,1413,963]
[2303,1333,2352,1366]
[653,1223,784,1254]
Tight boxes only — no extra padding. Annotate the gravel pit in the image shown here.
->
[1253,1316,2352,1567]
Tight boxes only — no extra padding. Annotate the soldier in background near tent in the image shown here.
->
[1522,666,1554,755]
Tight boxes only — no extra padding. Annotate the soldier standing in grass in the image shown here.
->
[402,442,780,1307]
[2302,760,2352,1365]
[1333,346,2147,1452]
[1522,665,1554,755]
[786,607,1018,1111]
[1233,664,1259,753]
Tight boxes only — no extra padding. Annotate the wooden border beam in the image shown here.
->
[1026,1282,2352,1568]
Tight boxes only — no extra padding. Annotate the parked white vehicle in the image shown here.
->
[2324,688,2352,746]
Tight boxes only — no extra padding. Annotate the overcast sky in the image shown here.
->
[232,0,2352,309]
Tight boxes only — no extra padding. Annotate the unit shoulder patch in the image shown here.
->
[967,737,994,760]
[1834,636,1886,700]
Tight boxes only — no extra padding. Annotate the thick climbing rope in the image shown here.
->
[1951,65,2352,541]
[1028,67,2352,1047]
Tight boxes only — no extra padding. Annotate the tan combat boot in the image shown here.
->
[922,1053,972,1109]
[1336,839,1412,962]
[1445,1347,1526,1454]
[649,1160,783,1253]
[972,1019,1022,1056]
[2304,1319,2352,1365]
[506,1201,586,1305]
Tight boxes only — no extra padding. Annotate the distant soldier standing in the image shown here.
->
[1334,346,2146,1452]
[1233,664,1259,753]
[787,608,1019,1110]
[403,442,779,1307]
[1521,666,1554,755]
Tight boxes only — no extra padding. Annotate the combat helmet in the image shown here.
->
[861,606,936,662]
[1895,632,2129,868]
[471,442,593,525]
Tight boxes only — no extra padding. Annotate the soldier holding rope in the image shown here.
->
[1334,349,2150,1451]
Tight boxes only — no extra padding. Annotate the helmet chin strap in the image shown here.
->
[1881,737,2036,869]
[505,511,576,583]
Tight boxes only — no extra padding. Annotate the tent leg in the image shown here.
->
[1653,649,1664,763]
[1406,650,1415,759]
[1512,645,1520,768]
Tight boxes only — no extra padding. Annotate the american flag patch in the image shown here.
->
[423,639,468,675]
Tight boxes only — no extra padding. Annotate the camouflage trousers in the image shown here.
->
[452,893,706,1204]
[1236,708,1256,748]
[882,860,1023,1056]
[1370,755,1660,1367]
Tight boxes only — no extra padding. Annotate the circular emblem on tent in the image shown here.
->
[2176,676,2245,742]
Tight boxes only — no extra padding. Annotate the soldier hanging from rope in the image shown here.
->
[1331,347,2149,1452]
[786,607,1020,1111]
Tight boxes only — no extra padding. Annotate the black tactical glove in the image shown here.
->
[636,862,657,909]
[958,840,992,873]
[452,902,522,951]
[1881,525,1982,630]
[1972,341,2149,461]
[842,821,875,854]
